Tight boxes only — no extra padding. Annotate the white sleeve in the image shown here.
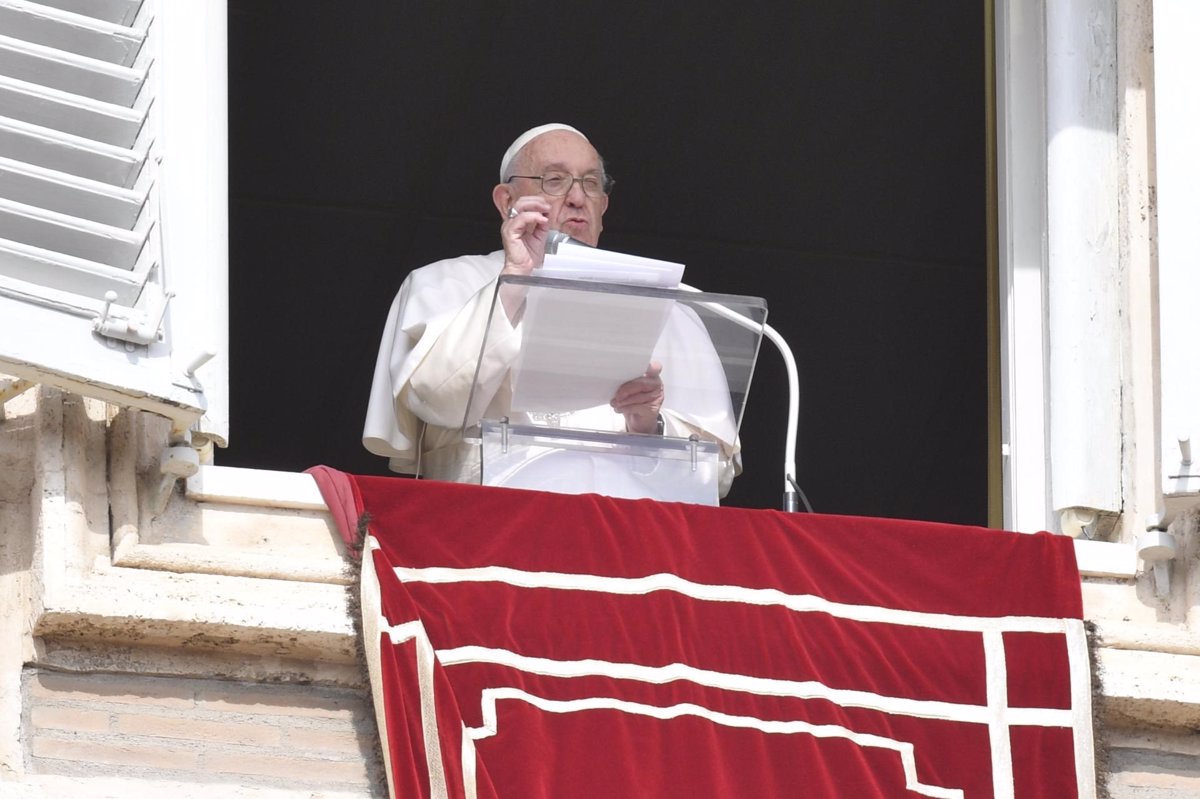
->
[362,255,510,471]
[403,277,521,428]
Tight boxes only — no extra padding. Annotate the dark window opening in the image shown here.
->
[225,2,988,525]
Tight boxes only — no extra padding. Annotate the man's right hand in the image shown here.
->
[501,196,552,277]
[497,196,551,323]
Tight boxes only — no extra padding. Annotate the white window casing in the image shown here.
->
[995,0,1052,534]
[0,0,227,444]
[1153,1,1200,509]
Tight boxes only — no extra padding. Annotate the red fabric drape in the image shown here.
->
[318,473,1092,798]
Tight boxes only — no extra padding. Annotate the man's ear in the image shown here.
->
[492,183,514,219]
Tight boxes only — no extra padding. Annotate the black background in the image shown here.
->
[222,1,988,524]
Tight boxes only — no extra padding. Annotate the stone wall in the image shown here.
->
[1105,728,1200,798]
[23,669,384,796]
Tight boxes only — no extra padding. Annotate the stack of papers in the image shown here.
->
[509,244,685,414]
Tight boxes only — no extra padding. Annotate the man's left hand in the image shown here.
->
[611,361,664,434]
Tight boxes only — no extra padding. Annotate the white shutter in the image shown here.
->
[0,0,227,444]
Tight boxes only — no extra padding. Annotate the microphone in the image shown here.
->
[545,229,590,254]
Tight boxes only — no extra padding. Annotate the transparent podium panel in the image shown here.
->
[480,420,722,505]
[464,273,767,503]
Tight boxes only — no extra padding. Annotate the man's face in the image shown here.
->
[508,130,609,246]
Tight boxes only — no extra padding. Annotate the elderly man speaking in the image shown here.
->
[363,124,740,496]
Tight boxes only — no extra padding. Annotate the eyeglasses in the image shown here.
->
[507,171,614,197]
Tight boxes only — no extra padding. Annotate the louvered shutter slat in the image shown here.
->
[34,0,142,27]
[0,155,145,227]
[0,195,145,267]
[0,73,145,146]
[0,0,145,67]
[0,116,144,187]
[0,237,141,302]
[0,34,145,106]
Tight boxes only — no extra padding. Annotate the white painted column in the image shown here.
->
[1045,0,1122,534]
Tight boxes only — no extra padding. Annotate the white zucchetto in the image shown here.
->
[499,123,587,182]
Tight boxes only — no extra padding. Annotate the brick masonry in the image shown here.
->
[23,669,386,796]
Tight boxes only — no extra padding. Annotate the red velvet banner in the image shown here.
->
[323,473,1093,798]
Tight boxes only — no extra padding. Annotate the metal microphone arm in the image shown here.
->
[678,283,802,512]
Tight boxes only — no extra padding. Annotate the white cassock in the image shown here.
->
[362,251,741,498]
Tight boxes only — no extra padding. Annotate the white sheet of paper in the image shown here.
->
[509,245,684,413]
[538,244,685,288]
[510,289,673,413]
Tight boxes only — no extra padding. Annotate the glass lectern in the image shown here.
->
[462,273,766,505]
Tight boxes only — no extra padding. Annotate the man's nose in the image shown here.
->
[564,179,587,204]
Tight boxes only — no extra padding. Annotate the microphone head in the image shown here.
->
[545,229,590,254]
